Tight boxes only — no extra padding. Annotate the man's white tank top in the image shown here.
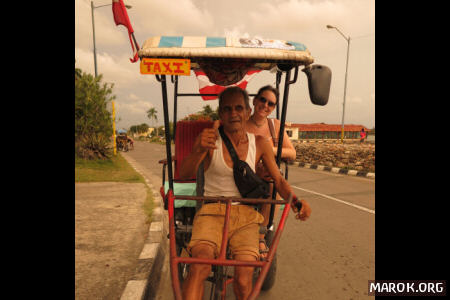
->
[204,132,256,198]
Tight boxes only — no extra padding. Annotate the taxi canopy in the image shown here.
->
[138,36,314,85]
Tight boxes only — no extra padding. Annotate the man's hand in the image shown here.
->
[291,196,311,221]
[192,120,220,153]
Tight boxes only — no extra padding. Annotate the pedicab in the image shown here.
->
[141,38,331,300]
[111,3,331,299]
[116,134,128,152]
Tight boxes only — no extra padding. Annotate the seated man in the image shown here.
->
[179,86,311,300]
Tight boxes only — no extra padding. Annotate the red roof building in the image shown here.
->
[285,123,369,140]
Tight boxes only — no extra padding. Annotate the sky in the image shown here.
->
[75,0,374,131]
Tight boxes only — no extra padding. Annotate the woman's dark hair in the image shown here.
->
[218,86,250,111]
[255,85,279,104]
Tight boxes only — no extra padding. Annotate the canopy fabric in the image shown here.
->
[194,69,261,100]
[138,36,314,65]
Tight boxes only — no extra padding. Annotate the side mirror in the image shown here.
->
[302,64,332,106]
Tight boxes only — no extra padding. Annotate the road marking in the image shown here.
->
[291,185,375,214]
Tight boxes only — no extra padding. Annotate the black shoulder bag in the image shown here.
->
[218,126,270,199]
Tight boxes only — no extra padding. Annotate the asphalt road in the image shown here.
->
[127,141,375,300]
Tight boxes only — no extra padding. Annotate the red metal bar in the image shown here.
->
[173,256,266,268]
[175,195,288,205]
[221,277,234,300]
[168,190,183,300]
[218,201,232,259]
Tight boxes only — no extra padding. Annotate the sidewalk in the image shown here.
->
[75,144,169,300]
[75,182,149,300]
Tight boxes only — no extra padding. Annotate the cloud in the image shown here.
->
[349,96,363,104]
[223,27,250,38]
[75,47,155,87]
[132,0,215,36]
[75,0,375,129]
[75,0,126,50]
[114,95,155,129]
[128,93,141,101]
[117,97,152,115]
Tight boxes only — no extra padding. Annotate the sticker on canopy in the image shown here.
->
[238,38,296,51]
[140,58,191,76]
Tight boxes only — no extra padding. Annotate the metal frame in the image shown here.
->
[167,194,294,300]
[157,64,300,300]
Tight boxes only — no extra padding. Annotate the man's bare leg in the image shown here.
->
[182,244,215,300]
[233,254,257,300]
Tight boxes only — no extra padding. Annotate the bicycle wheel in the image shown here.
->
[210,266,225,300]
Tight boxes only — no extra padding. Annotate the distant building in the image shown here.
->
[285,122,370,140]
[133,128,155,138]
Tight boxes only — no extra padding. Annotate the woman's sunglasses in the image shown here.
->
[258,96,277,107]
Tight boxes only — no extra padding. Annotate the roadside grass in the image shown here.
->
[75,153,144,183]
[143,187,155,224]
[75,153,154,222]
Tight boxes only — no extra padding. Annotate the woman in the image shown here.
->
[245,85,297,256]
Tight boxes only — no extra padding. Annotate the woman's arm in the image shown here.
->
[273,119,297,160]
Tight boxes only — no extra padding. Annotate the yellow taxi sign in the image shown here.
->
[140,58,190,76]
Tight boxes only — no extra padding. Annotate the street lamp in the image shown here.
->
[327,24,350,143]
[91,1,132,77]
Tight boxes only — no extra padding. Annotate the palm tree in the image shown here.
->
[147,107,158,136]
[201,105,219,120]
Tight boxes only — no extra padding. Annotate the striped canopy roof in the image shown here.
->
[138,36,314,66]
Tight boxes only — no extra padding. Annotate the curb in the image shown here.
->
[119,153,169,300]
[293,161,375,179]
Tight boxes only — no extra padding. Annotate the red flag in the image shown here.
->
[194,69,262,100]
[112,0,139,63]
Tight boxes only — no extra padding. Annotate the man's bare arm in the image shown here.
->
[257,136,311,220]
[179,120,220,180]
[179,149,208,180]
[257,136,292,198]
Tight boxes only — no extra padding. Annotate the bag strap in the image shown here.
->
[218,125,240,164]
[267,118,278,147]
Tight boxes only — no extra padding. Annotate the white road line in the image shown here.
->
[291,185,375,214]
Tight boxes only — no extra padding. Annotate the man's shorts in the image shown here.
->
[187,203,265,260]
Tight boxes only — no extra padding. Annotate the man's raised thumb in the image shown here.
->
[213,120,220,130]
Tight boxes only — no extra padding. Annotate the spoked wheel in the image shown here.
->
[254,229,277,291]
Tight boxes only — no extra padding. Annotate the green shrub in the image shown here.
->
[75,70,115,160]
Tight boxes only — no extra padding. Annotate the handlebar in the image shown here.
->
[174,195,289,205]
[172,194,303,212]
[292,197,302,212]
